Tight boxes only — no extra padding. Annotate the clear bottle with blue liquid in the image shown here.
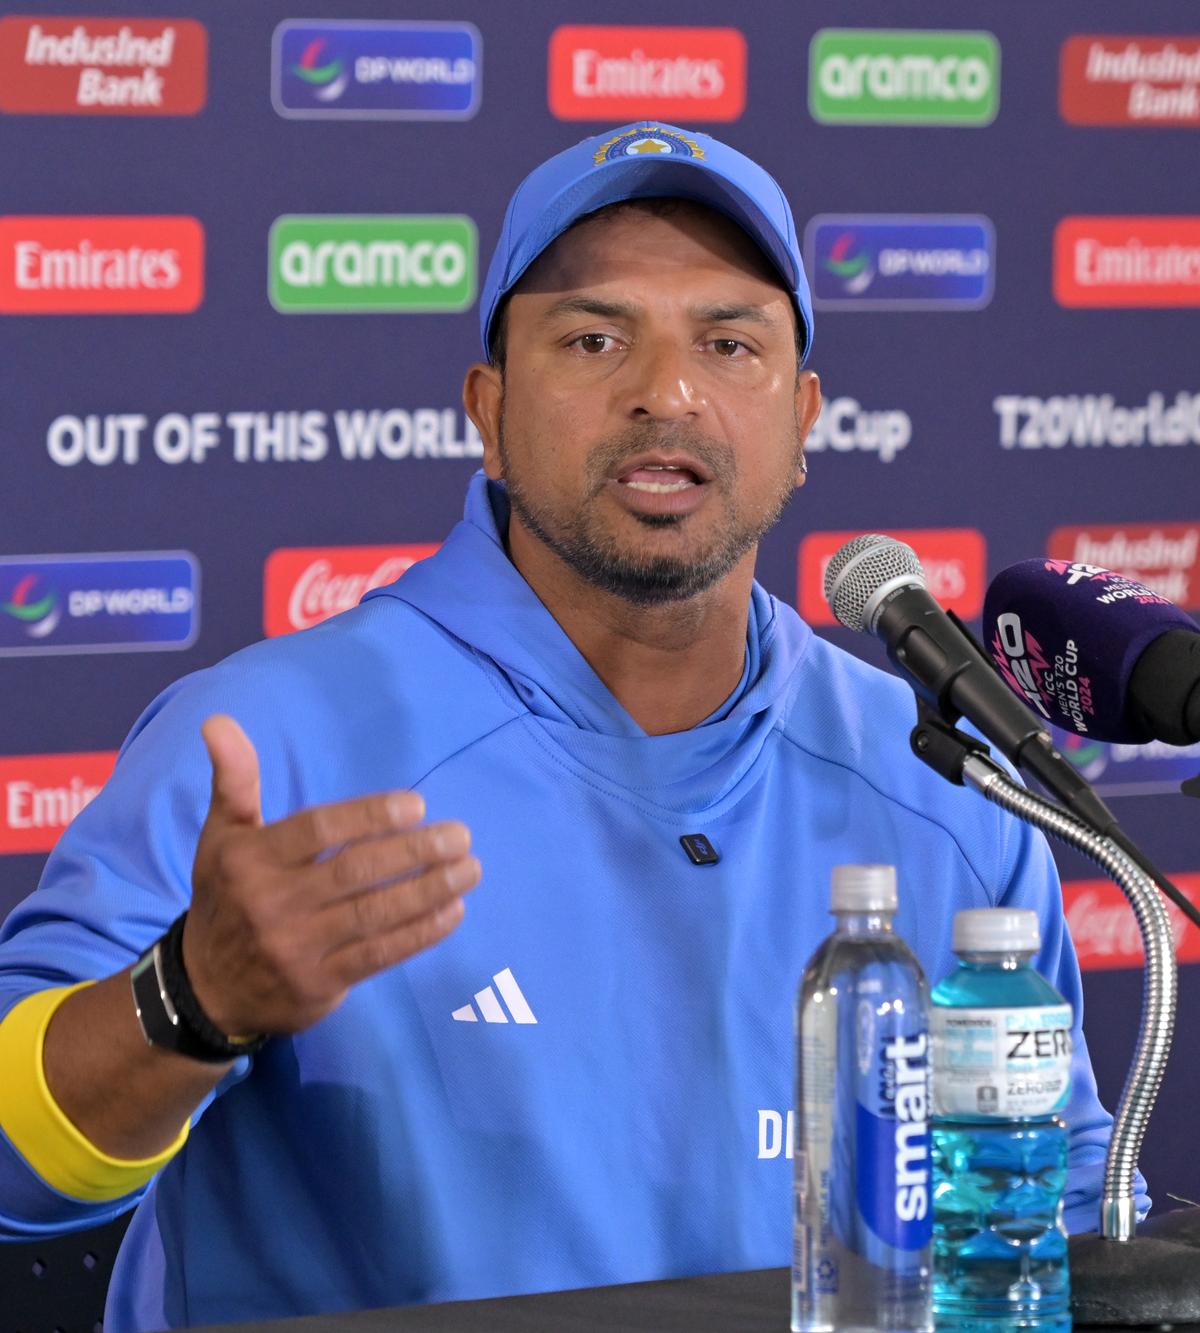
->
[931,908,1072,1333]
[792,864,933,1333]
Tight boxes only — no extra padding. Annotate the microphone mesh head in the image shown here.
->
[823,533,925,631]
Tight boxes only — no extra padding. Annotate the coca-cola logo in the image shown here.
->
[263,544,439,637]
[1064,874,1200,971]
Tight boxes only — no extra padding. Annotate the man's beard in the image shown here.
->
[498,417,804,606]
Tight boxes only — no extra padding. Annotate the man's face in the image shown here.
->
[481,200,820,605]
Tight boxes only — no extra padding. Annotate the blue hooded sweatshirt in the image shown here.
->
[0,473,1140,1330]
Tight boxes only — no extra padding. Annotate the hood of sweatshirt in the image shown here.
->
[363,471,813,812]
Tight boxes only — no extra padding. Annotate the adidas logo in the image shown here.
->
[451,967,537,1024]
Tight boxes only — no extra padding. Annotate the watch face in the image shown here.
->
[132,941,179,1051]
[130,930,259,1063]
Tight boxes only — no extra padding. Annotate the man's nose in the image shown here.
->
[622,339,704,421]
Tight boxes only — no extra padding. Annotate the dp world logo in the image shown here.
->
[273,20,481,120]
[823,232,874,294]
[290,37,349,102]
[1053,724,1200,798]
[2,574,61,639]
[1057,730,1108,783]
[807,215,994,310]
[0,553,198,657]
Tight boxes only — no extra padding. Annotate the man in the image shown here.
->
[0,123,1138,1330]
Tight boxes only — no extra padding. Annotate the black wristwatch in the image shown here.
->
[130,913,268,1063]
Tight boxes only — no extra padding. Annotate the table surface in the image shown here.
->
[188,1267,1200,1333]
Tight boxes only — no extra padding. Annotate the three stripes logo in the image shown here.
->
[451,966,537,1024]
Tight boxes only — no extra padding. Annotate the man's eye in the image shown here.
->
[712,338,747,357]
[575,333,612,353]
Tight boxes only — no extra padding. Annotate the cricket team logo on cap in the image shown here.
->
[592,124,704,165]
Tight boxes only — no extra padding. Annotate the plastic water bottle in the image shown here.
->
[931,908,1072,1333]
[792,865,933,1333]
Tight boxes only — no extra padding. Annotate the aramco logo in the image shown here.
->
[823,231,873,293]
[291,37,348,102]
[2,574,60,639]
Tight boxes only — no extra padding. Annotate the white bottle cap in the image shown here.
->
[830,864,897,913]
[953,907,1040,954]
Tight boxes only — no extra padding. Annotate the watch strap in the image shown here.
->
[131,913,267,1063]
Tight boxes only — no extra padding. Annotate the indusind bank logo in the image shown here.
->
[0,216,203,314]
[0,16,207,114]
[1060,35,1200,127]
[273,20,480,119]
[809,29,999,125]
[269,216,476,314]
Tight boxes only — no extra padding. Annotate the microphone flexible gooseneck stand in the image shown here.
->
[910,710,1200,1323]
[958,751,1175,1243]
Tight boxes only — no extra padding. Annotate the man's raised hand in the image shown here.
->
[183,714,479,1043]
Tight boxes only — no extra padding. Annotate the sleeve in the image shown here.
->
[995,818,1151,1235]
[0,671,253,1238]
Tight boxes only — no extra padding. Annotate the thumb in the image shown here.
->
[201,714,263,829]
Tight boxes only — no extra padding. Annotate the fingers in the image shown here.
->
[202,715,264,828]
[261,788,428,865]
[316,851,481,949]
[310,821,472,901]
[324,896,468,990]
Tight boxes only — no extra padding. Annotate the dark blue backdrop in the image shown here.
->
[2,0,1198,1217]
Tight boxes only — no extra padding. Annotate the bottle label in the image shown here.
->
[931,1003,1072,1117]
[854,1024,933,1252]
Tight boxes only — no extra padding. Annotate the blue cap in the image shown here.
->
[479,122,813,366]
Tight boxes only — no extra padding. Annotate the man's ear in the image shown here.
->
[463,362,504,479]
[794,369,821,486]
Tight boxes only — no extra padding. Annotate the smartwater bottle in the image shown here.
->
[792,865,933,1333]
[931,908,1072,1333]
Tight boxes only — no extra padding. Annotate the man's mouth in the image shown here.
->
[618,464,703,494]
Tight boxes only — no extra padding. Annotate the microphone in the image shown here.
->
[983,558,1200,746]
[824,534,1115,831]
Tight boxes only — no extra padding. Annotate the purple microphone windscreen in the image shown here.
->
[982,558,1200,743]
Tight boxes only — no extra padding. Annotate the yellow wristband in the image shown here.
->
[0,983,189,1202]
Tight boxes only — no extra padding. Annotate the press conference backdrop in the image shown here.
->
[2,0,1199,1216]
